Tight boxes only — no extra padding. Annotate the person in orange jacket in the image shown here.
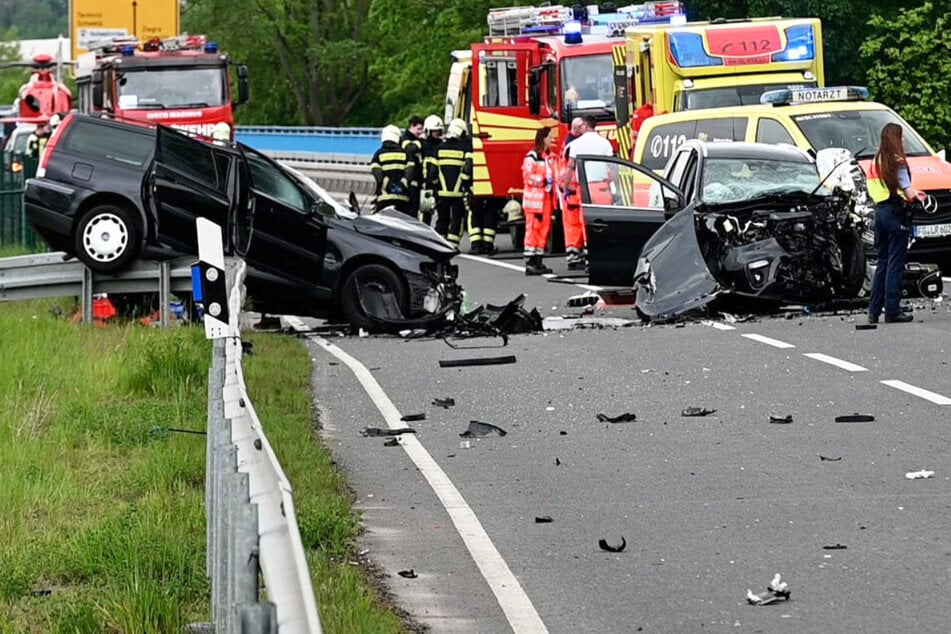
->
[522,126,557,275]
[559,117,587,270]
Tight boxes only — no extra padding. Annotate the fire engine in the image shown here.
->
[613,16,824,158]
[0,54,73,130]
[444,2,686,245]
[74,34,249,140]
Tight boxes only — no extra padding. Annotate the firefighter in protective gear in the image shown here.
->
[433,118,472,249]
[419,114,444,225]
[26,122,52,159]
[370,124,413,214]
[401,115,425,215]
[522,126,557,275]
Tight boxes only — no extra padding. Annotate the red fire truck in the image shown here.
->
[75,35,249,140]
[444,2,684,246]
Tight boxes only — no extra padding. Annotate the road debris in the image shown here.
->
[459,421,508,438]
[567,290,602,307]
[682,407,717,417]
[555,457,561,466]
[905,470,935,480]
[747,573,791,605]
[432,397,455,408]
[535,516,554,523]
[597,412,637,423]
[819,455,842,462]
[400,413,426,422]
[598,537,627,553]
[439,355,517,368]
[822,544,847,550]
[362,427,417,437]
[397,569,418,579]
[855,323,877,330]
[835,413,875,423]
[768,413,793,424]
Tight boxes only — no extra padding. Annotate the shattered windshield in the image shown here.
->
[700,157,820,205]
[562,53,615,116]
[793,109,929,159]
[117,67,226,109]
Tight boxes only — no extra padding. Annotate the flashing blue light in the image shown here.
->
[204,42,219,54]
[668,32,722,68]
[564,20,583,44]
[121,45,136,56]
[771,25,815,63]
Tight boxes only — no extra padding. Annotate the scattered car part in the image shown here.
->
[400,413,426,422]
[432,397,455,409]
[554,457,561,466]
[439,355,517,368]
[459,421,507,438]
[397,569,418,579]
[597,412,637,423]
[383,438,400,447]
[835,413,874,423]
[455,294,543,337]
[682,407,717,417]
[768,413,793,424]
[905,470,935,480]
[855,323,877,330]
[362,427,417,437]
[747,573,791,605]
[598,537,627,553]
[535,516,553,523]
[823,544,847,550]
[567,291,602,307]
[819,455,842,462]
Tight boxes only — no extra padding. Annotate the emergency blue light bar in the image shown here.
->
[668,32,722,68]
[770,25,816,62]
[760,85,870,106]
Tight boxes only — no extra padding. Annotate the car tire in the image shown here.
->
[340,263,408,331]
[74,204,140,273]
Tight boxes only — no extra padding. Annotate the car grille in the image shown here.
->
[918,189,951,224]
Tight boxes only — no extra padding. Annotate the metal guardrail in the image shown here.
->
[0,251,193,325]
[203,259,323,633]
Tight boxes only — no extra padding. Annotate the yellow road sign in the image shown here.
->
[70,0,180,61]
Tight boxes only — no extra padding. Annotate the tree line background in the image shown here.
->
[1,0,949,148]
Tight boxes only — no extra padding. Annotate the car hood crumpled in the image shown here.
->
[350,208,457,256]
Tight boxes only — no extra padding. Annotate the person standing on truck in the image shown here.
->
[433,118,473,249]
[560,117,587,270]
[866,122,926,324]
[523,126,558,276]
[401,115,425,215]
[370,125,412,214]
[419,114,444,226]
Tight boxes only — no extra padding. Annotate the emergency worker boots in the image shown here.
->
[525,255,552,276]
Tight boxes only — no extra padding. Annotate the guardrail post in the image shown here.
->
[207,340,226,578]
[159,260,171,327]
[81,266,92,324]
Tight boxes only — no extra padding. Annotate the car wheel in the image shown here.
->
[74,204,140,273]
[340,263,408,331]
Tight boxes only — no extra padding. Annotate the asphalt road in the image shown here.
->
[289,239,951,633]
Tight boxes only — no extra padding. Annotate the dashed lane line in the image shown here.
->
[881,380,951,405]
[701,320,736,331]
[802,352,868,372]
[284,316,549,634]
[741,333,796,349]
[457,253,603,291]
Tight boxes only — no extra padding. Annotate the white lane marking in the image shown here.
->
[881,380,951,405]
[284,316,548,633]
[803,353,868,372]
[457,253,603,291]
[742,333,796,349]
[701,320,736,331]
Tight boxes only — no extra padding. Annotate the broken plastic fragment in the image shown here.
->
[747,573,791,605]
[400,413,426,422]
[459,420,508,438]
[439,355,517,368]
[597,412,637,423]
[855,323,877,330]
[383,438,400,447]
[768,573,789,597]
[768,413,793,424]
[822,544,847,550]
[905,470,935,480]
[835,413,875,423]
[535,516,553,523]
[819,455,842,462]
[598,537,627,553]
[567,290,602,307]
[362,427,417,437]
[682,407,717,417]
[432,397,455,408]
[554,457,561,466]
[397,569,418,579]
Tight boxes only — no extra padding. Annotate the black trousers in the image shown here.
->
[435,197,467,247]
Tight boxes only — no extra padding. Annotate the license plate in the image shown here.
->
[913,223,951,238]
[791,87,847,102]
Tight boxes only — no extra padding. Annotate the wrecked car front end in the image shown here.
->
[635,154,867,321]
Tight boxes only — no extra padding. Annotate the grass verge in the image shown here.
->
[0,299,406,632]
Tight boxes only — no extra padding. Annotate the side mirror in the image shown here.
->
[234,64,250,107]
[613,64,630,127]
[528,67,541,116]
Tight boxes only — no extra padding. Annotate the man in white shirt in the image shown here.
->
[566,115,615,203]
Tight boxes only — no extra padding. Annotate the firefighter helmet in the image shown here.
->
[446,118,467,139]
[502,198,523,222]
[381,124,402,145]
[423,114,444,134]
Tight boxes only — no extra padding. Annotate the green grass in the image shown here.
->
[0,299,407,633]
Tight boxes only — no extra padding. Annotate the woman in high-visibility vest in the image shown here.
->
[866,122,926,324]
[522,126,557,275]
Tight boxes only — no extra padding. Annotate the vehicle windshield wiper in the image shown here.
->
[127,103,166,109]
[172,102,211,108]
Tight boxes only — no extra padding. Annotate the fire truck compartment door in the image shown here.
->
[576,154,683,287]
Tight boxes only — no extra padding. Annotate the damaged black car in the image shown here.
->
[25,114,462,330]
[576,141,868,320]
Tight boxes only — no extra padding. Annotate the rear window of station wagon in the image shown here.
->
[60,120,154,168]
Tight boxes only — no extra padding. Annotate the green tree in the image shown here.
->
[183,0,377,126]
[862,1,951,150]
[0,0,67,39]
